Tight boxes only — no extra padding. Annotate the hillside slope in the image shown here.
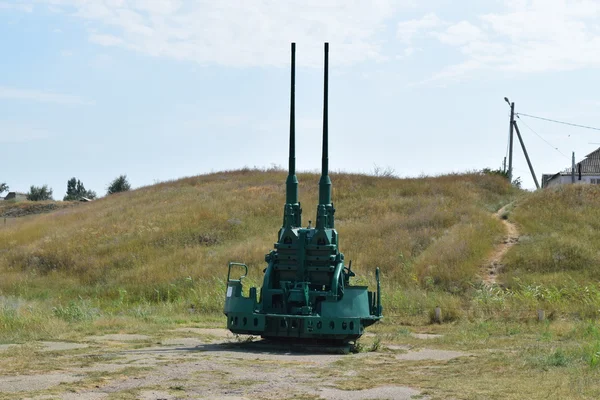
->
[0,200,77,218]
[504,184,600,288]
[0,170,518,313]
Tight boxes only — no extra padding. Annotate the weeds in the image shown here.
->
[52,301,100,322]
[352,336,381,353]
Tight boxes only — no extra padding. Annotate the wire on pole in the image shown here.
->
[516,113,600,132]
[516,115,569,159]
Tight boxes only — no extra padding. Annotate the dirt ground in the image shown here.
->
[0,328,470,400]
[482,204,519,285]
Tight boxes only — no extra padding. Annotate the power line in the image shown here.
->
[516,113,600,132]
[516,115,569,159]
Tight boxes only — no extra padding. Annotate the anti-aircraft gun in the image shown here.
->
[224,43,382,342]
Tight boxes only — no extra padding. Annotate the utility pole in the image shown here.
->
[512,121,540,189]
[571,152,576,183]
[503,157,507,173]
[504,98,515,182]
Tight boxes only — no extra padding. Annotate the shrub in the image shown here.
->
[107,175,131,195]
[26,185,53,201]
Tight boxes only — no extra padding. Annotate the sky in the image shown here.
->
[1,0,600,197]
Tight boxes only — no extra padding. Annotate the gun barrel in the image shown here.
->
[286,43,298,205]
[318,42,332,206]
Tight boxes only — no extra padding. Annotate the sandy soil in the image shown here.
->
[0,328,472,399]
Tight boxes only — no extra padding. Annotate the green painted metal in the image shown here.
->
[224,42,382,342]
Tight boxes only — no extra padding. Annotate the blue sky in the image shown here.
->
[1,0,600,196]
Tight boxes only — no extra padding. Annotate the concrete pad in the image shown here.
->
[396,348,470,361]
[25,394,107,400]
[171,328,232,338]
[0,373,80,393]
[411,333,443,340]
[160,337,204,347]
[86,334,150,342]
[386,344,411,351]
[0,344,18,352]
[58,394,108,400]
[208,397,251,400]
[319,385,425,400]
[138,390,176,399]
[39,341,89,352]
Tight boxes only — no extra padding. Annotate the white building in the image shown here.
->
[542,148,600,188]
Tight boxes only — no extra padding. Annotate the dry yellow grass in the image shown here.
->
[0,169,517,316]
[504,184,600,285]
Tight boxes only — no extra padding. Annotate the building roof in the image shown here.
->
[541,146,600,187]
[563,146,600,174]
[3,192,28,200]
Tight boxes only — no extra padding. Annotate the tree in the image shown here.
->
[0,183,8,196]
[63,177,97,201]
[481,168,521,188]
[27,185,53,201]
[107,175,131,195]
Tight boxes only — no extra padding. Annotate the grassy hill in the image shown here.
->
[1,170,516,314]
[3,169,600,326]
[499,184,600,318]
[505,184,600,285]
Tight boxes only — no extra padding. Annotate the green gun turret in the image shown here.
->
[224,43,382,342]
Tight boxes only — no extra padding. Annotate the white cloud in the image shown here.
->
[433,21,484,46]
[33,0,413,67]
[412,59,484,86]
[0,87,92,105]
[404,0,600,83]
[0,2,33,12]
[396,13,441,44]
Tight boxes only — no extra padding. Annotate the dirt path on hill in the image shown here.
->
[482,204,520,285]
